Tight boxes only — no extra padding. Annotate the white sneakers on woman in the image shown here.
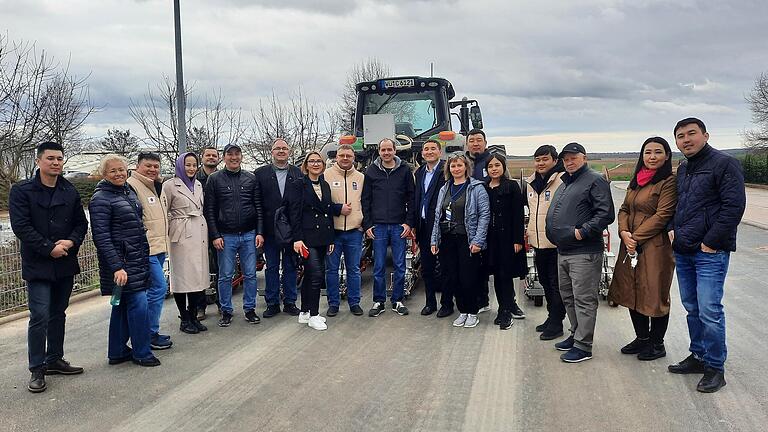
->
[452,313,479,328]
[299,312,327,330]
[308,315,327,330]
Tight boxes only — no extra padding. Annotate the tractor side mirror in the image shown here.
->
[470,105,483,129]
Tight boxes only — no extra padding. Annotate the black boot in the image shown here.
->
[28,369,46,393]
[189,306,208,332]
[179,309,199,334]
[638,342,666,361]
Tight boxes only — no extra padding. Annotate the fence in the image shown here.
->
[743,153,768,185]
[0,224,100,316]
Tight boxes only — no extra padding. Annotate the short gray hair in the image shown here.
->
[98,154,129,176]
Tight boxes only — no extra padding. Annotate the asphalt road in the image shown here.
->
[1,184,767,432]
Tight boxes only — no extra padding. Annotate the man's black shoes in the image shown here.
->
[697,367,726,393]
[420,305,436,316]
[668,354,707,374]
[283,303,301,316]
[540,328,564,341]
[132,356,162,367]
[350,304,364,316]
[244,310,261,324]
[327,306,339,317]
[436,306,454,318]
[263,304,281,318]
[45,358,84,375]
[28,369,46,393]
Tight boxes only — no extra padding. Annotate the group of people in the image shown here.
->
[10,117,745,394]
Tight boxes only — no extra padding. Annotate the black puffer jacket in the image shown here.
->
[546,164,615,255]
[361,156,415,230]
[204,168,264,239]
[673,144,746,253]
[9,171,88,282]
[88,180,150,295]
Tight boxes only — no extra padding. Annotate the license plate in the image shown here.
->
[383,78,415,89]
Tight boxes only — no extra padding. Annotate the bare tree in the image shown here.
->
[98,128,141,159]
[130,76,248,166]
[745,72,768,152]
[246,89,337,166]
[1,35,95,191]
[336,57,392,134]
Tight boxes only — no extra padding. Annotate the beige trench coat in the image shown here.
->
[608,175,677,317]
[161,178,210,293]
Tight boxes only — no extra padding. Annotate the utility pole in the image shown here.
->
[174,0,187,154]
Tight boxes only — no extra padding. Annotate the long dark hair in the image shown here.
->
[629,137,673,189]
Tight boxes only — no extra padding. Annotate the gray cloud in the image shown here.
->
[3,0,767,150]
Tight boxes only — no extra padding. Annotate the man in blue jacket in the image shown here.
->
[667,118,746,393]
[362,138,416,317]
[9,142,88,393]
[546,142,615,363]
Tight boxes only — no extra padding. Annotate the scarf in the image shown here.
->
[636,167,656,187]
[176,152,197,192]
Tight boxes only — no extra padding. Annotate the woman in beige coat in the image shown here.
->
[608,137,677,361]
[161,152,210,334]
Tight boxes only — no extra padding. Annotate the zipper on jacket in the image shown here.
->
[343,169,348,231]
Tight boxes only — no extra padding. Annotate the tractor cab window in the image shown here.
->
[362,90,439,139]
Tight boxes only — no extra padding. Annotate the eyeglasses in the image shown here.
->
[307,160,324,165]
[272,147,290,152]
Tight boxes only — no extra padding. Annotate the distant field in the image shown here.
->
[506,158,637,181]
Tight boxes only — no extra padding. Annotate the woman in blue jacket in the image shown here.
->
[89,154,158,367]
[431,152,490,329]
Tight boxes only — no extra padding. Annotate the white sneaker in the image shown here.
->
[464,314,479,328]
[298,312,310,324]
[308,315,327,330]
[453,313,468,327]
[478,305,491,313]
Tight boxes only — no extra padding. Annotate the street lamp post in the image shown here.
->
[174,0,187,154]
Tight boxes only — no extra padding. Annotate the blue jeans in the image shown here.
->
[147,253,167,336]
[675,250,731,371]
[26,277,73,371]
[372,224,406,304]
[325,229,363,307]
[108,289,153,361]
[217,231,258,314]
[263,237,297,306]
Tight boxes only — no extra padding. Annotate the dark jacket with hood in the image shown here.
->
[204,168,264,239]
[88,180,150,295]
[361,156,416,230]
[9,171,89,282]
[546,164,615,255]
[673,144,745,253]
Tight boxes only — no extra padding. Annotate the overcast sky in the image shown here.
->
[2,0,767,154]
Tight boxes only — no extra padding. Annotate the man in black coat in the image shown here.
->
[413,139,452,317]
[253,138,303,318]
[205,144,264,327]
[9,142,89,393]
[362,138,416,317]
[546,142,615,363]
[667,117,746,393]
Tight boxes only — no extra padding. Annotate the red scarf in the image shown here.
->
[636,167,656,187]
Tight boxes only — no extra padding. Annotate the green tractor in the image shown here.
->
[328,76,494,166]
